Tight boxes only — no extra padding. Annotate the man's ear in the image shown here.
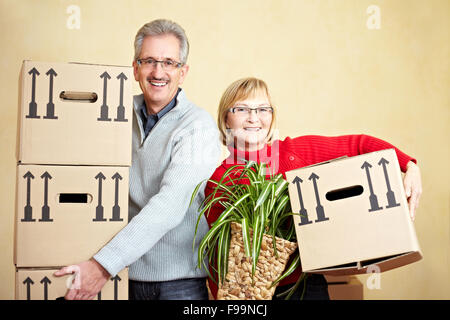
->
[178,64,189,85]
[132,60,139,81]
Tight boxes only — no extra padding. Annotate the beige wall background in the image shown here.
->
[0,0,448,299]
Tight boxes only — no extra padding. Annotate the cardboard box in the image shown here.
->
[325,274,351,284]
[328,276,363,300]
[286,149,422,275]
[16,268,128,300]
[17,60,133,166]
[15,164,128,267]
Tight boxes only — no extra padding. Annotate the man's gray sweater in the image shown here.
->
[94,90,221,281]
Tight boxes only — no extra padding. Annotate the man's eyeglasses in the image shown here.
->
[229,105,274,117]
[136,57,184,71]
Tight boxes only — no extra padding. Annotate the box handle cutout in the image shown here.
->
[58,193,93,204]
[326,185,364,201]
[59,91,98,103]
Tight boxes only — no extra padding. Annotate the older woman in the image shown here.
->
[204,77,422,300]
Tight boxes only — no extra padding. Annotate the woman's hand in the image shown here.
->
[403,161,422,221]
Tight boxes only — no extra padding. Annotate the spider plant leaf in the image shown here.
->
[270,253,300,288]
[274,178,289,197]
[216,193,250,223]
[244,167,258,184]
[241,219,251,257]
[251,209,265,278]
[189,179,207,207]
[270,195,290,233]
[193,195,229,251]
[274,273,307,300]
[266,182,276,221]
[257,162,266,179]
[270,199,285,226]
[217,223,231,285]
[254,180,273,210]
[208,163,251,206]
[197,218,233,267]
[245,160,257,170]
[199,254,217,284]
[285,273,307,300]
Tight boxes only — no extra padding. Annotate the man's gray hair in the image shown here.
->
[134,19,190,64]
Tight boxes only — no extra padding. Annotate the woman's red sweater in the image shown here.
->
[204,134,416,299]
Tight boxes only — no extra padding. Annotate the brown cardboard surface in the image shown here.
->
[325,274,350,284]
[328,276,363,300]
[15,268,128,300]
[17,60,133,166]
[15,164,128,267]
[286,149,422,275]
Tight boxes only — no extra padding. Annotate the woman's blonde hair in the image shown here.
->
[217,77,276,145]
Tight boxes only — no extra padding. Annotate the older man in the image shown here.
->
[55,19,220,300]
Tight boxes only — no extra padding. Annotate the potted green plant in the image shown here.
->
[191,161,307,300]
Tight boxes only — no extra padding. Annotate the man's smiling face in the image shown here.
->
[133,34,189,113]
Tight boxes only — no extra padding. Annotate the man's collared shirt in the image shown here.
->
[139,88,181,138]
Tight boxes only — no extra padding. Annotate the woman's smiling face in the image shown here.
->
[225,91,273,151]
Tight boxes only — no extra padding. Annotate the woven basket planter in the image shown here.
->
[217,222,298,300]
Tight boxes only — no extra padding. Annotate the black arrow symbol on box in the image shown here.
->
[361,161,383,212]
[309,173,329,223]
[40,276,51,300]
[97,71,112,121]
[40,171,53,222]
[93,172,107,222]
[44,68,58,119]
[22,171,35,222]
[292,176,312,226]
[114,73,128,122]
[26,68,40,119]
[23,277,34,300]
[110,173,123,221]
[378,157,400,209]
[111,275,121,300]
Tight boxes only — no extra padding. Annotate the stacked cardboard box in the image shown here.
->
[14,61,132,300]
[326,275,363,300]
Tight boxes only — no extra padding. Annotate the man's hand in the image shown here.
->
[403,161,422,221]
[54,258,110,300]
